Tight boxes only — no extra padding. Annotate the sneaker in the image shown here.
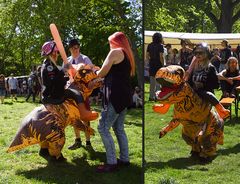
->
[49,154,67,163]
[86,141,92,146]
[190,151,200,159]
[68,140,82,150]
[96,164,118,173]
[117,159,130,167]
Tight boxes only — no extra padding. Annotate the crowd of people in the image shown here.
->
[0,72,41,104]
[145,32,240,103]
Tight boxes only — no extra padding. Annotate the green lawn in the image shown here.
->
[0,97,142,184]
[144,84,240,184]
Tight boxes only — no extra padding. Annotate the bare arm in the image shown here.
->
[160,53,164,66]
[96,48,124,78]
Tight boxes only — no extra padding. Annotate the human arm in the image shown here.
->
[96,48,124,78]
[218,69,233,85]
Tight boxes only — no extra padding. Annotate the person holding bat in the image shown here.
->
[96,32,135,173]
[40,41,98,122]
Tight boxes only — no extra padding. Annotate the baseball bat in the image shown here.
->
[50,23,76,78]
[49,23,68,65]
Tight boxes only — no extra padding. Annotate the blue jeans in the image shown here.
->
[98,103,129,164]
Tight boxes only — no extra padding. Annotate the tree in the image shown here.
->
[145,0,240,33]
[0,0,143,87]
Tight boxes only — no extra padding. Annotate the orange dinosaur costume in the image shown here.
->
[7,65,102,161]
[153,65,224,160]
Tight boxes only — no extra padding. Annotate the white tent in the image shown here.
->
[145,31,240,50]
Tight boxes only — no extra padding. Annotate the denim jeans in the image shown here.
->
[98,103,129,164]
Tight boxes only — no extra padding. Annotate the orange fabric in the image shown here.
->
[7,65,101,159]
[155,65,224,158]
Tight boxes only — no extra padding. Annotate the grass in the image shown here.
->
[144,83,240,184]
[0,97,142,184]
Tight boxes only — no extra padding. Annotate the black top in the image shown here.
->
[220,48,232,64]
[0,80,5,90]
[180,49,192,70]
[188,64,219,93]
[103,52,132,113]
[41,59,68,104]
[147,42,164,76]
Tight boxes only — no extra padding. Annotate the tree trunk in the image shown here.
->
[217,0,234,33]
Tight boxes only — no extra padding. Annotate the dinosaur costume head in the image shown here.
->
[155,65,185,104]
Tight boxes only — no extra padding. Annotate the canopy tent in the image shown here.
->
[144,31,240,50]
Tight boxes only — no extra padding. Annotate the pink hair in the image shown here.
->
[108,32,135,76]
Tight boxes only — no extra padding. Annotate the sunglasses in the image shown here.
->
[194,51,205,56]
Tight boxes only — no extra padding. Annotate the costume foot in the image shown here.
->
[96,163,118,173]
[49,154,67,163]
[153,104,171,114]
[199,156,212,164]
[215,103,230,119]
[190,151,200,159]
[39,148,50,160]
[81,111,99,122]
[68,139,82,150]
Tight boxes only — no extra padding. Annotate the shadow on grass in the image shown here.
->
[218,143,240,155]
[146,156,209,171]
[16,148,142,184]
[3,101,14,105]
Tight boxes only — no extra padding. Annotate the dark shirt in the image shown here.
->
[0,79,5,90]
[103,52,132,113]
[189,64,219,93]
[220,47,232,64]
[147,43,164,76]
[41,59,68,104]
[180,49,192,70]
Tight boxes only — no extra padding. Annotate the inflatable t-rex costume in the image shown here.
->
[153,65,224,160]
[7,65,102,161]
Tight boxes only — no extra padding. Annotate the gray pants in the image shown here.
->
[149,76,160,100]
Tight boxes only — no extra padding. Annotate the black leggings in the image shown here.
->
[64,88,83,104]
[196,90,219,106]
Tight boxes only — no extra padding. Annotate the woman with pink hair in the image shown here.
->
[96,32,135,172]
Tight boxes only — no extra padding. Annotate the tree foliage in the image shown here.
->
[145,0,240,33]
[0,0,142,86]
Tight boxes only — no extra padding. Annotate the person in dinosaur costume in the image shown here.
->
[153,65,224,161]
[7,42,102,162]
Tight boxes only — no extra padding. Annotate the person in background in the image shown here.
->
[146,32,164,101]
[132,86,143,108]
[67,39,94,149]
[8,74,18,101]
[218,57,240,98]
[210,48,221,72]
[179,39,193,70]
[96,32,135,172]
[25,72,37,102]
[0,74,7,104]
[219,39,232,72]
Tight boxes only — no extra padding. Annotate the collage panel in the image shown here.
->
[0,1,143,184]
[144,1,240,184]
